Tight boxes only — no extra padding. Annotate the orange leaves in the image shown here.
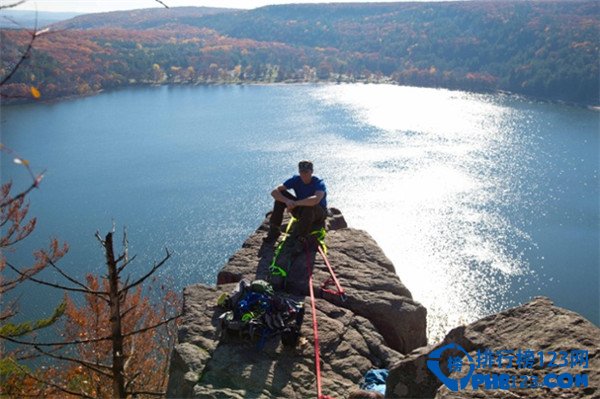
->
[465,72,498,85]
[0,180,40,252]
[0,149,70,397]
[59,271,180,398]
[30,86,41,98]
[31,239,69,274]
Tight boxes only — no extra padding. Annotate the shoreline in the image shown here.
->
[3,80,598,110]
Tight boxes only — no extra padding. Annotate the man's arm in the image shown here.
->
[271,185,295,209]
[294,191,324,207]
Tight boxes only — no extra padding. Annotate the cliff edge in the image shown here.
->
[166,209,599,398]
[166,209,427,398]
[387,296,599,398]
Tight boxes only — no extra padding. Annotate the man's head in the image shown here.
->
[298,160,313,184]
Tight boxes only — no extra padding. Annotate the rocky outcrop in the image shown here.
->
[386,296,599,398]
[167,209,427,398]
[167,208,599,399]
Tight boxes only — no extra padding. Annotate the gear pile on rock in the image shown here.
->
[218,279,305,348]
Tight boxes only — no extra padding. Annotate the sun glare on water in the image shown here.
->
[310,84,536,342]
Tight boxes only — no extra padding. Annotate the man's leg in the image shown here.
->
[313,205,327,229]
[293,206,316,239]
[295,205,327,236]
[264,191,297,242]
[292,205,327,252]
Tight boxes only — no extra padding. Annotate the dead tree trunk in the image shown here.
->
[104,232,127,399]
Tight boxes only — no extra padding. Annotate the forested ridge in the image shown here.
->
[1,1,598,104]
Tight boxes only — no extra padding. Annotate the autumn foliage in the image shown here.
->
[58,275,179,398]
[1,229,180,398]
[1,1,598,104]
[0,149,179,398]
[1,4,182,394]
[0,169,68,338]
[0,151,68,396]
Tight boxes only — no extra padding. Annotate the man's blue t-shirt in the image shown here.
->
[283,175,327,208]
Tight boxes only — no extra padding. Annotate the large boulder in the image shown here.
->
[167,209,427,398]
[386,296,600,398]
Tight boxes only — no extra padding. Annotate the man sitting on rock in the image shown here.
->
[264,160,327,251]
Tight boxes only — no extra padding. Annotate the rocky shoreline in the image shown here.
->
[166,209,598,398]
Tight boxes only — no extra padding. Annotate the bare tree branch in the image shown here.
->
[154,0,169,9]
[122,226,129,262]
[44,254,94,293]
[4,260,108,298]
[116,254,137,275]
[0,307,17,322]
[15,348,44,362]
[1,15,22,28]
[95,231,105,245]
[118,249,170,295]
[32,344,113,377]
[0,146,46,209]
[0,295,23,325]
[122,314,179,339]
[0,274,26,290]
[1,258,45,294]
[0,219,35,248]
[0,20,39,87]
[1,314,180,347]
[0,172,44,208]
[120,304,137,319]
[119,277,130,308]
[9,360,95,399]
[0,0,27,10]
[123,355,138,382]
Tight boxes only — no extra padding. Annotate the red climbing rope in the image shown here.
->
[317,245,346,300]
[306,246,336,399]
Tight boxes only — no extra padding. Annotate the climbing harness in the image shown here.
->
[310,227,327,254]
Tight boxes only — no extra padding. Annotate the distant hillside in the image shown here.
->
[0,10,82,29]
[1,2,598,104]
[50,7,238,30]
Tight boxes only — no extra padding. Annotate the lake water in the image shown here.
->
[2,84,598,342]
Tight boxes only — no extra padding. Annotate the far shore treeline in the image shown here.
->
[1,1,598,105]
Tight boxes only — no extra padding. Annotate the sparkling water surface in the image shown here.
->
[2,84,598,342]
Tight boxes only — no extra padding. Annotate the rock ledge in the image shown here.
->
[166,209,427,398]
[387,296,599,399]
